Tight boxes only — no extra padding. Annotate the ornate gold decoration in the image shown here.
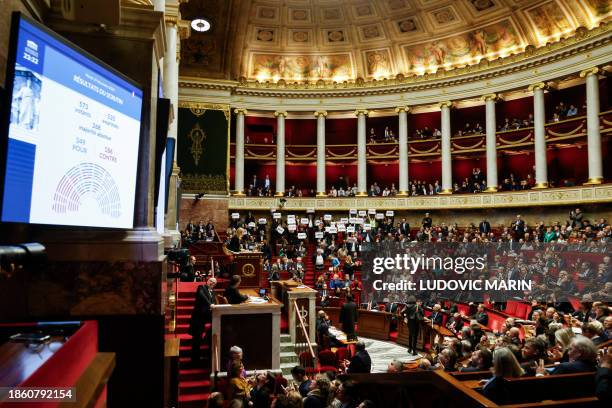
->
[410,144,440,154]
[182,174,227,194]
[327,148,356,157]
[547,122,585,137]
[316,192,328,197]
[584,177,603,185]
[234,108,248,115]
[498,133,533,145]
[354,109,369,116]
[179,101,230,111]
[439,101,454,109]
[245,149,275,158]
[232,191,246,196]
[287,148,317,158]
[188,123,206,165]
[368,147,397,156]
[579,67,600,77]
[533,182,549,189]
[394,107,411,114]
[528,82,548,92]
[242,263,256,277]
[439,189,453,194]
[274,111,288,117]
[452,139,484,150]
[481,93,499,102]
[314,111,328,117]
[355,191,368,196]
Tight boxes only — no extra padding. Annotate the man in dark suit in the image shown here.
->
[511,214,525,239]
[401,296,424,355]
[479,219,491,234]
[399,218,410,236]
[474,304,489,327]
[446,312,464,333]
[430,304,444,326]
[189,277,217,364]
[347,341,371,374]
[339,294,358,341]
[224,275,249,304]
[422,213,432,228]
[541,337,597,375]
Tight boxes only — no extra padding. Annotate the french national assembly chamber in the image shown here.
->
[0,0,612,407]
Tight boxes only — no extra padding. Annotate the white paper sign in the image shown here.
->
[315,220,321,226]
[258,218,267,224]
[315,232,324,239]
[349,209,357,215]
[288,224,297,231]
[287,218,296,225]
[340,218,348,224]
[276,226,285,234]
[231,213,240,219]
[297,232,307,239]
[347,226,355,233]
[358,210,367,217]
[355,218,364,224]
[306,208,315,213]
[375,213,384,219]
[337,224,346,232]
[287,214,296,220]
[273,212,281,219]
[301,218,309,225]
[349,217,356,224]
[364,223,371,230]
[324,214,332,221]
[248,222,256,228]
[386,210,394,216]
[368,209,376,215]
[328,227,337,234]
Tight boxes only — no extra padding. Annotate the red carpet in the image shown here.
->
[175,282,212,408]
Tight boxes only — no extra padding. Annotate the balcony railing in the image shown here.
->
[230,111,611,161]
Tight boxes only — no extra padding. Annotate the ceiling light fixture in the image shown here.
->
[191,18,211,32]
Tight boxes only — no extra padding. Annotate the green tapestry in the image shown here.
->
[177,103,229,194]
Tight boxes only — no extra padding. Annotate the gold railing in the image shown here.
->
[294,300,316,368]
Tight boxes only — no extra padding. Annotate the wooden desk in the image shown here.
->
[271,280,317,347]
[211,289,282,372]
[357,310,392,341]
[318,307,392,341]
[232,252,263,288]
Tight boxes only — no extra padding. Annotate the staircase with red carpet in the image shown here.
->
[175,282,212,408]
[303,244,316,287]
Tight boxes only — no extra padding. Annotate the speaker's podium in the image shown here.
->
[225,249,264,288]
[210,289,281,375]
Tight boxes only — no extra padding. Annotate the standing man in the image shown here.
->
[189,277,217,364]
[402,295,424,355]
[479,218,491,234]
[340,294,358,341]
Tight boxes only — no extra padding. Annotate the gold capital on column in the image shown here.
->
[439,101,453,109]
[394,106,411,114]
[528,82,547,92]
[579,67,600,78]
[481,93,499,102]
[177,19,191,40]
[234,108,248,115]
[354,109,369,116]
[274,111,288,117]
[314,111,328,117]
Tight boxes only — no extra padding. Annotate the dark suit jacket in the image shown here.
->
[347,350,371,374]
[475,311,489,326]
[596,367,611,402]
[482,376,510,405]
[339,301,358,335]
[402,304,425,321]
[224,286,248,304]
[479,221,491,234]
[550,360,597,375]
[189,285,216,336]
[431,311,444,326]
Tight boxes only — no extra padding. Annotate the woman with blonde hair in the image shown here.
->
[481,347,524,404]
[551,327,574,362]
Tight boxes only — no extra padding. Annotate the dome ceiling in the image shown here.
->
[179,0,612,81]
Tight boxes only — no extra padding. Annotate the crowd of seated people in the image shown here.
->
[550,101,584,123]
[209,344,375,408]
[182,218,217,244]
[455,122,484,137]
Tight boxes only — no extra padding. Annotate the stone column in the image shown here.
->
[314,111,327,196]
[274,111,287,196]
[395,107,410,195]
[529,83,548,188]
[355,109,369,196]
[482,94,499,192]
[440,101,453,194]
[234,109,247,195]
[580,67,603,185]
[162,1,190,247]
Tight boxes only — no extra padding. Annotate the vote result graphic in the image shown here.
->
[1,17,143,228]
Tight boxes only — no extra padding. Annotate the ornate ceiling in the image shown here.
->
[178,0,612,81]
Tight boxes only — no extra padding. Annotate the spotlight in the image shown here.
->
[191,18,211,32]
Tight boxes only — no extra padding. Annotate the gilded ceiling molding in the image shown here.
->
[234,108,248,115]
[274,111,288,117]
[314,111,328,117]
[439,101,454,109]
[481,93,500,102]
[394,107,411,114]
[528,82,548,92]
[178,101,230,112]
[354,109,369,116]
